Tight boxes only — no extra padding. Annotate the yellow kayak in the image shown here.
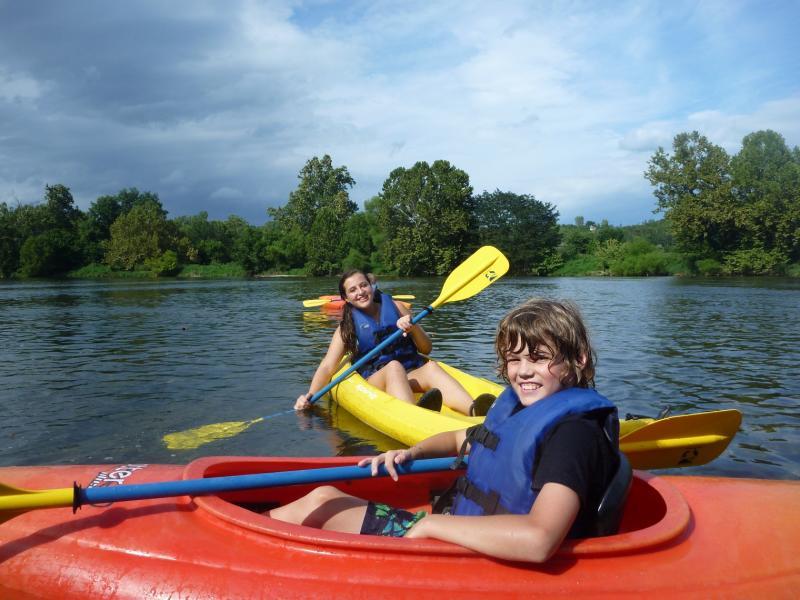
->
[327,361,741,470]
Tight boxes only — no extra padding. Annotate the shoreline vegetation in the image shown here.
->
[2,129,798,281]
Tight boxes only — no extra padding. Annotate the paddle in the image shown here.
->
[0,457,461,524]
[163,246,510,450]
[1,408,742,523]
[303,294,416,308]
[619,408,741,470]
[1,408,743,521]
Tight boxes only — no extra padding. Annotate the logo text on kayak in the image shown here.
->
[88,464,149,488]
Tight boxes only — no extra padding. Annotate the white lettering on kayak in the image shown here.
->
[355,383,378,400]
[88,464,149,488]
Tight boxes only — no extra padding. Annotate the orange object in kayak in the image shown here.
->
[0,456,798,599]
[317,294,344,311]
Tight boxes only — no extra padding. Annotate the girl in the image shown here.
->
[276,299,622,563]
[294,270,480,415]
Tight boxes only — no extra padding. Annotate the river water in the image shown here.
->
[1,276,798,480]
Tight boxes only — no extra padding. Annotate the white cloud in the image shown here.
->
[0,68,44,102]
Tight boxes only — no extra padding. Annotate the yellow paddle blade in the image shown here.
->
[619,409,742,470]
[162,418,264,450]
[0,482,75,524]
[302,298,334,307]
[430,246,509,309]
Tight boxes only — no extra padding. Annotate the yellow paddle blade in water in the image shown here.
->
[619,409,741,470]
[163,418,264,450]
[431,246,509,308]
[302,297,337,307]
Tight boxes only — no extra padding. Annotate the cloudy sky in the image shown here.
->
[1,1,798,225]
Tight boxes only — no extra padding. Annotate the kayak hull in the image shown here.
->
[1,457,797,599]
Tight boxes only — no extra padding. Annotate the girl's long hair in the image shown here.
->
[338,269,365,358]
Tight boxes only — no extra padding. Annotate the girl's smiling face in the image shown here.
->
[505,342,568,406]
[342,272,373,309]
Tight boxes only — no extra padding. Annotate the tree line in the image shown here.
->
[0,129,797,280]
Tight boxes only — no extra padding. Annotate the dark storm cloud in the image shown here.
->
[0,1,313,223]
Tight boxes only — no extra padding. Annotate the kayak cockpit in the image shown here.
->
[185,456,690,558]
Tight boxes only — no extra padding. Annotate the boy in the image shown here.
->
[271,299,621,563]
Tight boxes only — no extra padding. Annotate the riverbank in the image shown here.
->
[66,262,251,279]
[16,259,800,281]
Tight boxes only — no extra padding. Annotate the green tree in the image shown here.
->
[230,224,265,273]
[0,203,21,277]
[646,131,738,255]
[174,211,234,264]
[269,155,356,234]
[0,202,51,277]
[44,184,81,230]
[79,188,165,264]
[267,155,357,271]
[306,206,344,275]
[18,229,79,277]
[339,212,376,272]
[9,185,84,276]
[78,195,124,263]
[595,220,624,245]
[115,188,166,217]
[472,190,561,274]
[620,219,674,249]
[376,160,473,275]
[104,202,175,270]
[363,195,392,273]
[730,130,800,262]
[558,225,595,260]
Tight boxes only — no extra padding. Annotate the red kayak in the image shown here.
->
[1,456,798,598]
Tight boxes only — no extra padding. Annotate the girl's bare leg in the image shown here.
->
[367,360,416,403]
[267,486,369,533]
[407,362,474,414]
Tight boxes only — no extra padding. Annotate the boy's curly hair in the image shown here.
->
[495,298,596,389]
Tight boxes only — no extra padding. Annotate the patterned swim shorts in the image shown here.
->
[360,502,427,538]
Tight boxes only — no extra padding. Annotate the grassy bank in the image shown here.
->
[67,262,250,280]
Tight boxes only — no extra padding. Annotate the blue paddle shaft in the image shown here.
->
[309,306,433,404]
[78,455,461,507]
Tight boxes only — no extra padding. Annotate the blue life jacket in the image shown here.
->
[351,290,426,378]
[452,386,618,516]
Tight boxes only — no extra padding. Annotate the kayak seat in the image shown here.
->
[592,452,632,537]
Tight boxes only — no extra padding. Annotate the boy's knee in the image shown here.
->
[308,485,342,504]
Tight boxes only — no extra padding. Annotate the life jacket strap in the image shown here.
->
[455,476,511,515]
[450,424,475,469]
[467,424,500,450]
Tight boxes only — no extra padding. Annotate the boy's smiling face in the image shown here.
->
[505,342,568,406]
